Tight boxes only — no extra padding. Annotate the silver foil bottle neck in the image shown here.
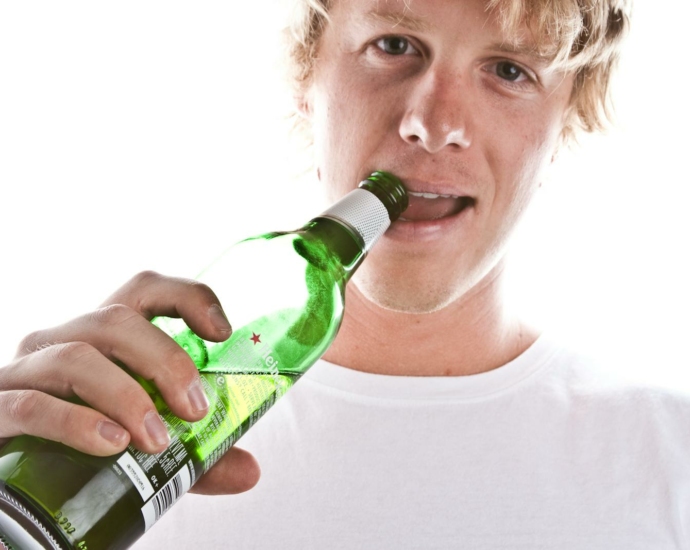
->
[317,188,391,253]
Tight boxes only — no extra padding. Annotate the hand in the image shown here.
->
[0,270,260,495]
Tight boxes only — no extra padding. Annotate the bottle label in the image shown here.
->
[140,462,193,531]
[195,330,295,471]
[111,333,294,532]
[114,417,196,532]
[116,452,155,502]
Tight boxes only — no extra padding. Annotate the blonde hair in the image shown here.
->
[284,0,631,144]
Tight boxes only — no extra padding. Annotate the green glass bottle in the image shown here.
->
[0,172,408,550]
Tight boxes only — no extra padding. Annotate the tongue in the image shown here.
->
[402,195,465,221]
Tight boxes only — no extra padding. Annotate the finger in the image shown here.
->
[100,270,232,343]
[0,389,131,456]
[1,343,175,454]
[189,447,261,495]
[14,305,210,425]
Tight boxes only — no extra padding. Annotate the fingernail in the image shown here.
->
[144,411,170,447]
[208,304,232,334]
[188,379,210,413]
[97,420,128,445]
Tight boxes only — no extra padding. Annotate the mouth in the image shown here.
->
[399,191,476,222]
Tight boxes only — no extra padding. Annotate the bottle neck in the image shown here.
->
[316,188,392,253]
[301,217,366,284]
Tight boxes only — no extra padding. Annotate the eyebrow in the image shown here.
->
[364,10,433,33]
[486,40,553,65]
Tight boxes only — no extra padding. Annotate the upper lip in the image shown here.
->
[400,178,474,199]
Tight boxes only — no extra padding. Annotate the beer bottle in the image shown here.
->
[0,171,408,549]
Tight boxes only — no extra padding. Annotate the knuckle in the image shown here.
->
[118,381,143,402]
[52,341,98,364]
[105,383,154,427]
[59,405,80,438]
[91,303,138,327]
[17,330,49,354]
[101,271,161,310]
[33,342,97,398]
[188,280,219,303]
[118,383,151,411]
[162,347,196,380]
[129,270,161,288]
[8,390,43,425]
[190,279,213,295]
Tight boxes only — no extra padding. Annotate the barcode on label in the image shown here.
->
[141,462,193,531]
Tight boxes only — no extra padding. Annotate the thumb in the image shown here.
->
[189,447,261,495]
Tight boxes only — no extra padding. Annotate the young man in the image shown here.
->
[3,0,688,547]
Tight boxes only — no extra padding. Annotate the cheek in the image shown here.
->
[311,68,402,195]
[494,99,564,182]
[481,108,562,233]
[482,75,571,174]
[311,89,362,199]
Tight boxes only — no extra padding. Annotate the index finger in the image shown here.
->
[100,271,232,343]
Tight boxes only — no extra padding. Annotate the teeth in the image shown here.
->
[409,191,456,199]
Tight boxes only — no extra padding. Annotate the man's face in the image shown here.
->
[305,0,574,314]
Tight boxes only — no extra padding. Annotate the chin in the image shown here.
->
[352,269,459,315]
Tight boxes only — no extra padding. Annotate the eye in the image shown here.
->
[375,36,418,56]
[495,61,527,82]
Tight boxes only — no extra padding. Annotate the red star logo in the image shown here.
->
[250,333,261,345]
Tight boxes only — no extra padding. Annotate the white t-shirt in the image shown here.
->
[135,334,690,549]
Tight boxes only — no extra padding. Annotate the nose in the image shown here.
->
[399,69,472,153]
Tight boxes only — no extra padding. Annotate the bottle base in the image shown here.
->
[0,486,66,550]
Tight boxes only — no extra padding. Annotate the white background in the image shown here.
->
[1,1,688,389]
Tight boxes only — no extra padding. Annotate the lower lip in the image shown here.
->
[385,204,475,243]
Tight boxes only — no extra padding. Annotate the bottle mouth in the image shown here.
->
[358,172,409,222]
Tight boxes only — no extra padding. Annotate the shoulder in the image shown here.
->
[518,335,690,479]
[541,333,690,435]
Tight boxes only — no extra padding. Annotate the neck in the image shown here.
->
[322,263,539,376]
